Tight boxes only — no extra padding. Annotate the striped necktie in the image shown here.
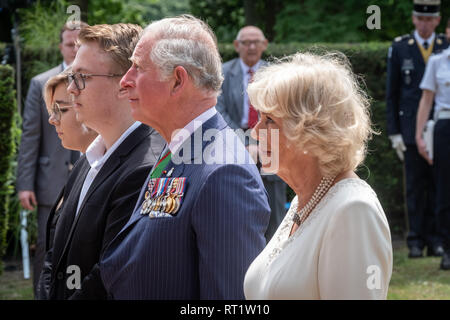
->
[150,149,172,179]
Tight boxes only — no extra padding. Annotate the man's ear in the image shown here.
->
[58,43,63,53]
[171,66,188,95]
[261,39,269,52]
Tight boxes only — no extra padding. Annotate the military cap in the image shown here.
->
[413,0,440,17]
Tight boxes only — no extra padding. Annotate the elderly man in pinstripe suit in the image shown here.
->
[73,15,271,300]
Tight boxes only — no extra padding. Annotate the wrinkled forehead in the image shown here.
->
[131,35,154,66]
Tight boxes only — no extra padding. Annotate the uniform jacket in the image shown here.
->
[386,33,448,145]
[98,112,271,299]
[216,58,252,130]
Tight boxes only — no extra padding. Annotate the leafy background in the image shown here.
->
[2,0,448,260]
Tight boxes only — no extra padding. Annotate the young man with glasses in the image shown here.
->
[38,23,164,300]
[216,26,286,242]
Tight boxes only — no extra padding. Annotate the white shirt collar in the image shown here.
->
[414,30,435,47]
[85,121,141,170]
[62,61,69,70]
[239,58,262,74]
[168,107,217,154]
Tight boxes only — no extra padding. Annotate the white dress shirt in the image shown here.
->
[420,47,450,118]
[168,107,217,154]
[239,59,262,128]
[414,30,435,48]
[76,121,141,215]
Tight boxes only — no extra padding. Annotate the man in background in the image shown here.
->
[216,26,286,241]
[16,21,86,297]
[386,0,448,258]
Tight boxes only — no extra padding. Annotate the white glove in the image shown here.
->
[389,134,406,161]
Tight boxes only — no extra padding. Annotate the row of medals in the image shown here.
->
[140,177,184,217]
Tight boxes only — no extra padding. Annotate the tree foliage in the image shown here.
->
[190,0,450,43]
[0,65,20,271]
[87,0,190,26]
[190,0,245,42]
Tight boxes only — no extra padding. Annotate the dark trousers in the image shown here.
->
[433,119,450,252]
[33,204,52,298]
[262,176,287,242]
[404,144,439,249]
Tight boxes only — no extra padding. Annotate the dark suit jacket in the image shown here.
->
[386,33,448,145]
[99,113,271,299]
[216,58,282,186]
[37,124,164,299]
[216,58,268,130]
[16,64,78,206]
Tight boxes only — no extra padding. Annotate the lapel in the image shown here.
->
[229,59,245,122]
[45,187,65,251]
[410,35,425,69]
[118,113,228,232]
[54,124,151,270]
[52,159,90,270]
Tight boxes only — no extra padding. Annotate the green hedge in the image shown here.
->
[0,65,20,273]
[0,43,5,58]
[19,42,405,235]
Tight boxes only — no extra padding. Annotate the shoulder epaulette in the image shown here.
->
[436,34,447,46]
[394,34,411,43]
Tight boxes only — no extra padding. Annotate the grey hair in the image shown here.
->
[143,15,223,95]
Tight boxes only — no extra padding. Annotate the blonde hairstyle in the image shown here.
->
[43,67,71,110]
[77,23,143,74]
[248,51,374,177]
[142,15,223,94]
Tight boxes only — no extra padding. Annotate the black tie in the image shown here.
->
[423,41,429,50]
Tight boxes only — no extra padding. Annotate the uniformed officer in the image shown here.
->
[416,45,450,270]
[386,0,448,258]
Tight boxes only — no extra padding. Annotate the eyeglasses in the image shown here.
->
[68,72,123,91]
[49,102,73,121]
[238,40,264,47]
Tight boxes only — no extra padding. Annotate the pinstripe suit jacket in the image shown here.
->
[99,112,271,299]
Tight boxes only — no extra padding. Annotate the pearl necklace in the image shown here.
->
[292,176,336,226]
